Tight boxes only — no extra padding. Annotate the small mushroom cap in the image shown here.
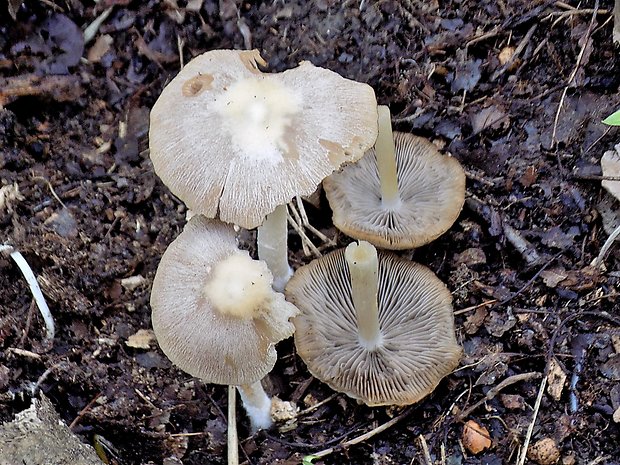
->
[323,132,466,249]
[149,49,378,229]
[286,248,461,406]
[151,215,298,386]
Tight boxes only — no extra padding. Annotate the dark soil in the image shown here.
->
[1,1,620,464]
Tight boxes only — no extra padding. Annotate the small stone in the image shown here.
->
[562,453,576,465]
[528,438,561,465]
[43,208,78,238]
[499,46,516,65]
[120,275,147,291]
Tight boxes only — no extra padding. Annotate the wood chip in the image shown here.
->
[0,74,82,109]
[546,358,567,401]
[126,329,156,349]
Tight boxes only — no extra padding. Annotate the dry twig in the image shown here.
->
[456,372,542,421]
[490,24,537,81]
[311,406,414,459]
[516,375,547,465]
[550,0,600,148]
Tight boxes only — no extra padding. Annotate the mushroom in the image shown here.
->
[149,49,378,289]
[150,215,299,430]
[323,105,466,249]
[285,241,461,406]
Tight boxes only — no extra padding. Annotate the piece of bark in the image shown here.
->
[0,74,82,108]
[0,394,101,465]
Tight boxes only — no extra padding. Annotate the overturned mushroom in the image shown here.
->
[286,241,461,406]
[151,215,299,430]
[149,49,378,289]
[324,106,465,249]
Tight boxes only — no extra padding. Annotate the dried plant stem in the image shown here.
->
[551,0,599,147]
[1,245,55,345]
[456,372,542,421]
[312,407,413,458]
[591,223,620,269]
[517,375,547,465]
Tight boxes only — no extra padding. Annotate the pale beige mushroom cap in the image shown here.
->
[151,215,298,386]
[323,132,466,249]
[149,49,378,229]
[286,248,461,406]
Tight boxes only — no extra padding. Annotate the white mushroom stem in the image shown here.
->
[345,241,382,351]
[376,105,401,210]
[0,244,55,345]
[227,386,239,465]
[237,381,273,432]
[258,204,293,292]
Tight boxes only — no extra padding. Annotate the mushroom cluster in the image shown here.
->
[148,48,379,435]
[148,48,465,447]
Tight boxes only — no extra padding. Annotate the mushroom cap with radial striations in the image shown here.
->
[151,215,299,386]
[285,247,462,406]
[323,132,466,249]
[149,49,379,229]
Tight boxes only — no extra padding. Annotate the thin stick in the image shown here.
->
[7,347,42,359]
[228,386,239,465]
[32,361,67,394]
[295,196,336,246]
[287,211,312,257]
[69,392,102,430]
[591,223,620,269]
[32,176,67,209]
[551,0,599,147]
[571,173,620,182]
[456,372,542,421]
[1,245,55,345]
[83,6,114,44]
[503,224,541,265]
[418,434,433,465]
[297,393,339,417]
[454,300,498,316]
[516,375,547,465]
[490,24,537,81]
[312,407,413,458]
[177,34,185,69]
